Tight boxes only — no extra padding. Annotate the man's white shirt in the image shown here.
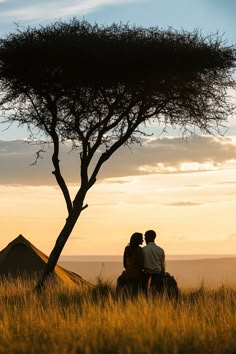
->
[142,242,165,274]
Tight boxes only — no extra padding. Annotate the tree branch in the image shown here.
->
[87,103,147,189]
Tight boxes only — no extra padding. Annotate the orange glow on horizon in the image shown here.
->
[1,167,236,256]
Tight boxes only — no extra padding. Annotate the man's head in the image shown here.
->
[144,230,156,244]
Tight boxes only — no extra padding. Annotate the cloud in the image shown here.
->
[0,140,66,185]
[162,201,204,207]
[184,184,201,188]
[1,135,236,185]
[0,0,144,22]
[100,135,236,178]
[69,235,87,240]
[99,179,131,184]
[215,181,236,185]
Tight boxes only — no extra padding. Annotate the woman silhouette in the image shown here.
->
[116,232,144,295]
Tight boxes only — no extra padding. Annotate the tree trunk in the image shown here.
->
[35,211,81,291]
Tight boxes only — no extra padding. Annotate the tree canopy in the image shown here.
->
[0,19,235,287]
[0,19,235,139]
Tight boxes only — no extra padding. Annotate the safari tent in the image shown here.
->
[0,234,91,287]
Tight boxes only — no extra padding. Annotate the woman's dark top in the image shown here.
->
[122,245,144,280]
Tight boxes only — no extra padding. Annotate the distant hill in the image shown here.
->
[59,256,236,288]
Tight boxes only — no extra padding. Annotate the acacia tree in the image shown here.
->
[0,20,235,288]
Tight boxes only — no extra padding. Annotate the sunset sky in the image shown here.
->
[1,0,236,257]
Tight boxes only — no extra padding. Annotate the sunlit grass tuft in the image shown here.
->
[0,277,236,353]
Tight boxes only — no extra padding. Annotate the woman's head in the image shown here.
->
[129,232,143,247]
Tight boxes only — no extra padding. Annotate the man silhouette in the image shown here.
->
[142,229,165,294]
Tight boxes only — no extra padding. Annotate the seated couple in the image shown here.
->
[117,229,166,295]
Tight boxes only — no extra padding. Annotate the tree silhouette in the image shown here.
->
[0,20,235,289]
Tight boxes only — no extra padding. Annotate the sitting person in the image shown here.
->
[116,232,144,295]
[142,229,165,294]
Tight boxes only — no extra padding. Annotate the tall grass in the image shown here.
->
[0,277,236,354]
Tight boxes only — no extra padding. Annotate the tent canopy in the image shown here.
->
[0,234,91,287]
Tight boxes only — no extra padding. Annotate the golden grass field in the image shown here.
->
[1,277,236,354]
